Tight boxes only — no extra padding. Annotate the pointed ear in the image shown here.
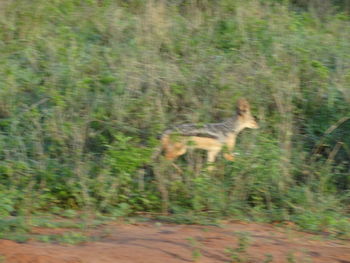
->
[236,98,250,116]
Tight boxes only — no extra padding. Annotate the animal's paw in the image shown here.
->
[223,153,235,162]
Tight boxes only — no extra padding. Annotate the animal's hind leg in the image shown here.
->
[164,143,187,177]
[164,142,187,161]
[223,153,235,161]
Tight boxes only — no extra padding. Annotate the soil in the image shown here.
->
[0,221,349,263]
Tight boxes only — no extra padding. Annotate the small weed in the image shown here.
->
[154,222,163,228]
[192,249,202,262]
[61,210,78,219]
[235,232,251,253]
[156,213,220,226]
[263,254,274,263]
[187,237,202,262]
[99,227,112,238]
[225,232,252,263]
[300,249,313,263]
[286,251,296,263]
[35,234,52,243]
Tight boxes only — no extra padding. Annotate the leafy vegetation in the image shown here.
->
[0,0,349,236]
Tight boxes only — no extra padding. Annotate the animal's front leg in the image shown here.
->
[224,134,236,162]
[207,148,221,171]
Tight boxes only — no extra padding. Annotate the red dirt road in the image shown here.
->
[1,221,350,263]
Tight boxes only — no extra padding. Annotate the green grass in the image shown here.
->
[0,217,30,243]
[0,0,349,234]
[0,215,99,244]
[34,231,90,245]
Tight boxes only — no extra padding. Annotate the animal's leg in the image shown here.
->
[206,148,221,171]
[164,142,187,161]
[224,134,237,162]
[164,143,185,179]
[223,153,235,161]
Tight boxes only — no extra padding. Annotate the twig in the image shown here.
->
[310,116,350,160]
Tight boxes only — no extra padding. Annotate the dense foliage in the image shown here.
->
[0,0,349,234]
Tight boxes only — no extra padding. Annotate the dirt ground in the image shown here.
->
[1,221,350,263]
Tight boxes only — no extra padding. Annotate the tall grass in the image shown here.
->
[0,0,349,233]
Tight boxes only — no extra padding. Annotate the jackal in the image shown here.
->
[160,98,259,168]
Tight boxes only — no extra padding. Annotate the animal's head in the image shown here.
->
[236,98,259,130]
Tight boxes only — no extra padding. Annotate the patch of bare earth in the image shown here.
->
[0,221,349,263]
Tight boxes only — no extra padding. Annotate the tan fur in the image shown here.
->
[160,98,258,169]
